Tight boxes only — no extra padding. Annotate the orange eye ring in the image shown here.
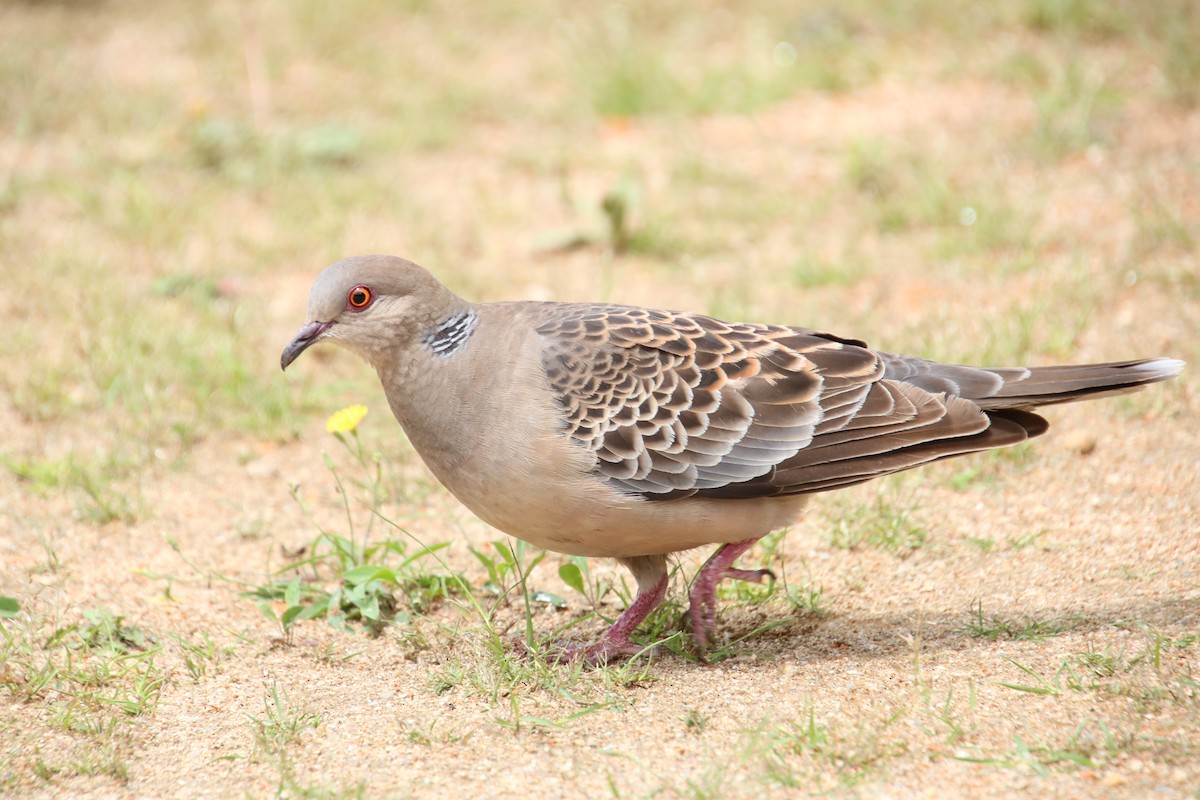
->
[347,285,373,310]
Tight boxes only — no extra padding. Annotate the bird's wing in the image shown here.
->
[536,306,1041,500]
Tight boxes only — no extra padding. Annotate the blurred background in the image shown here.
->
[0,1,1197,794]
[2,0,1195,462]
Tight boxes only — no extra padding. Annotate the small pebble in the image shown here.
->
[1061,429,1098,456]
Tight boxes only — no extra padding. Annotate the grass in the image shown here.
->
[824,492,929,554]
[1,256,326,524]
[236,681,363,799]
[1,452,142,525]
[962,600,1083,642]
[844,139,962,233]
[1029,57,1123,161]
[790,246,871,289]
[564,4,877,118]
[945,442,1038,491]
[1019,0,1200,106]
[0,0,1196,797]
[246,681,324,760]
[0,607,166,788]
[246,408,465,640]
[755,705,909,791]
[964,528,1054,553]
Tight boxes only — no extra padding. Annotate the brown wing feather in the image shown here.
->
[539,307,840,494]
[538,305,1178,501]
[540,306,955,499]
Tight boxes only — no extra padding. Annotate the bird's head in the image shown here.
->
[281,254,461,370]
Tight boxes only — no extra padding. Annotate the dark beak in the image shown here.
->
[280,321,333,371]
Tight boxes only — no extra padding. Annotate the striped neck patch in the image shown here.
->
[424,309,478,357]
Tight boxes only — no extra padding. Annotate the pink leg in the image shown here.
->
[688,538,772,656]
[552,554,670,666]
[576,572,668,665]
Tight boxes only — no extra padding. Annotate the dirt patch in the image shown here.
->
[1,2,1197,798]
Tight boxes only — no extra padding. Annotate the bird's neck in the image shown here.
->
[369,307,491,469]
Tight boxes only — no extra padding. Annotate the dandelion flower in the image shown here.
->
[326,404,368,434]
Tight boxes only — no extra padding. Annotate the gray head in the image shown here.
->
[280,255,466,370]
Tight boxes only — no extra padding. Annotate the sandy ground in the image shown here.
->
[1,2,1198,798]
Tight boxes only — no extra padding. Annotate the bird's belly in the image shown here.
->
[441,466,810,558]
[405,410,809,558]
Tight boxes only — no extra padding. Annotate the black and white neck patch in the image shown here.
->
[424,309,478,357]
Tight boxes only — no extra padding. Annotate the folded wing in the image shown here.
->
[537,306,1178,500]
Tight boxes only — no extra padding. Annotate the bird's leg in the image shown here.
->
[545,554,667,666]
[688,538,772,656]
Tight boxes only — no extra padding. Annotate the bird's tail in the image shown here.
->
[971,358,1184,410]
[882,355,1184,411]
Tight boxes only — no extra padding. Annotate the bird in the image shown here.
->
[281,254,1183,664]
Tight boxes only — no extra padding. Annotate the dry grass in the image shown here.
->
[1,1,1197,797]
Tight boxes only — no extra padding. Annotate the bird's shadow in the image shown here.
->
[701,596,1199,665]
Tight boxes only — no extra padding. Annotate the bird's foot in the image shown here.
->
[687,539,772,658]
[541,632,660,666]
[536,572,670,666]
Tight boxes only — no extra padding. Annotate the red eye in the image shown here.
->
[347,285,373,310]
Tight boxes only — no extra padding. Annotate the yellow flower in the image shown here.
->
[325,404,368,434]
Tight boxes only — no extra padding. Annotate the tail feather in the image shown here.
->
[882,355,1184,411]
